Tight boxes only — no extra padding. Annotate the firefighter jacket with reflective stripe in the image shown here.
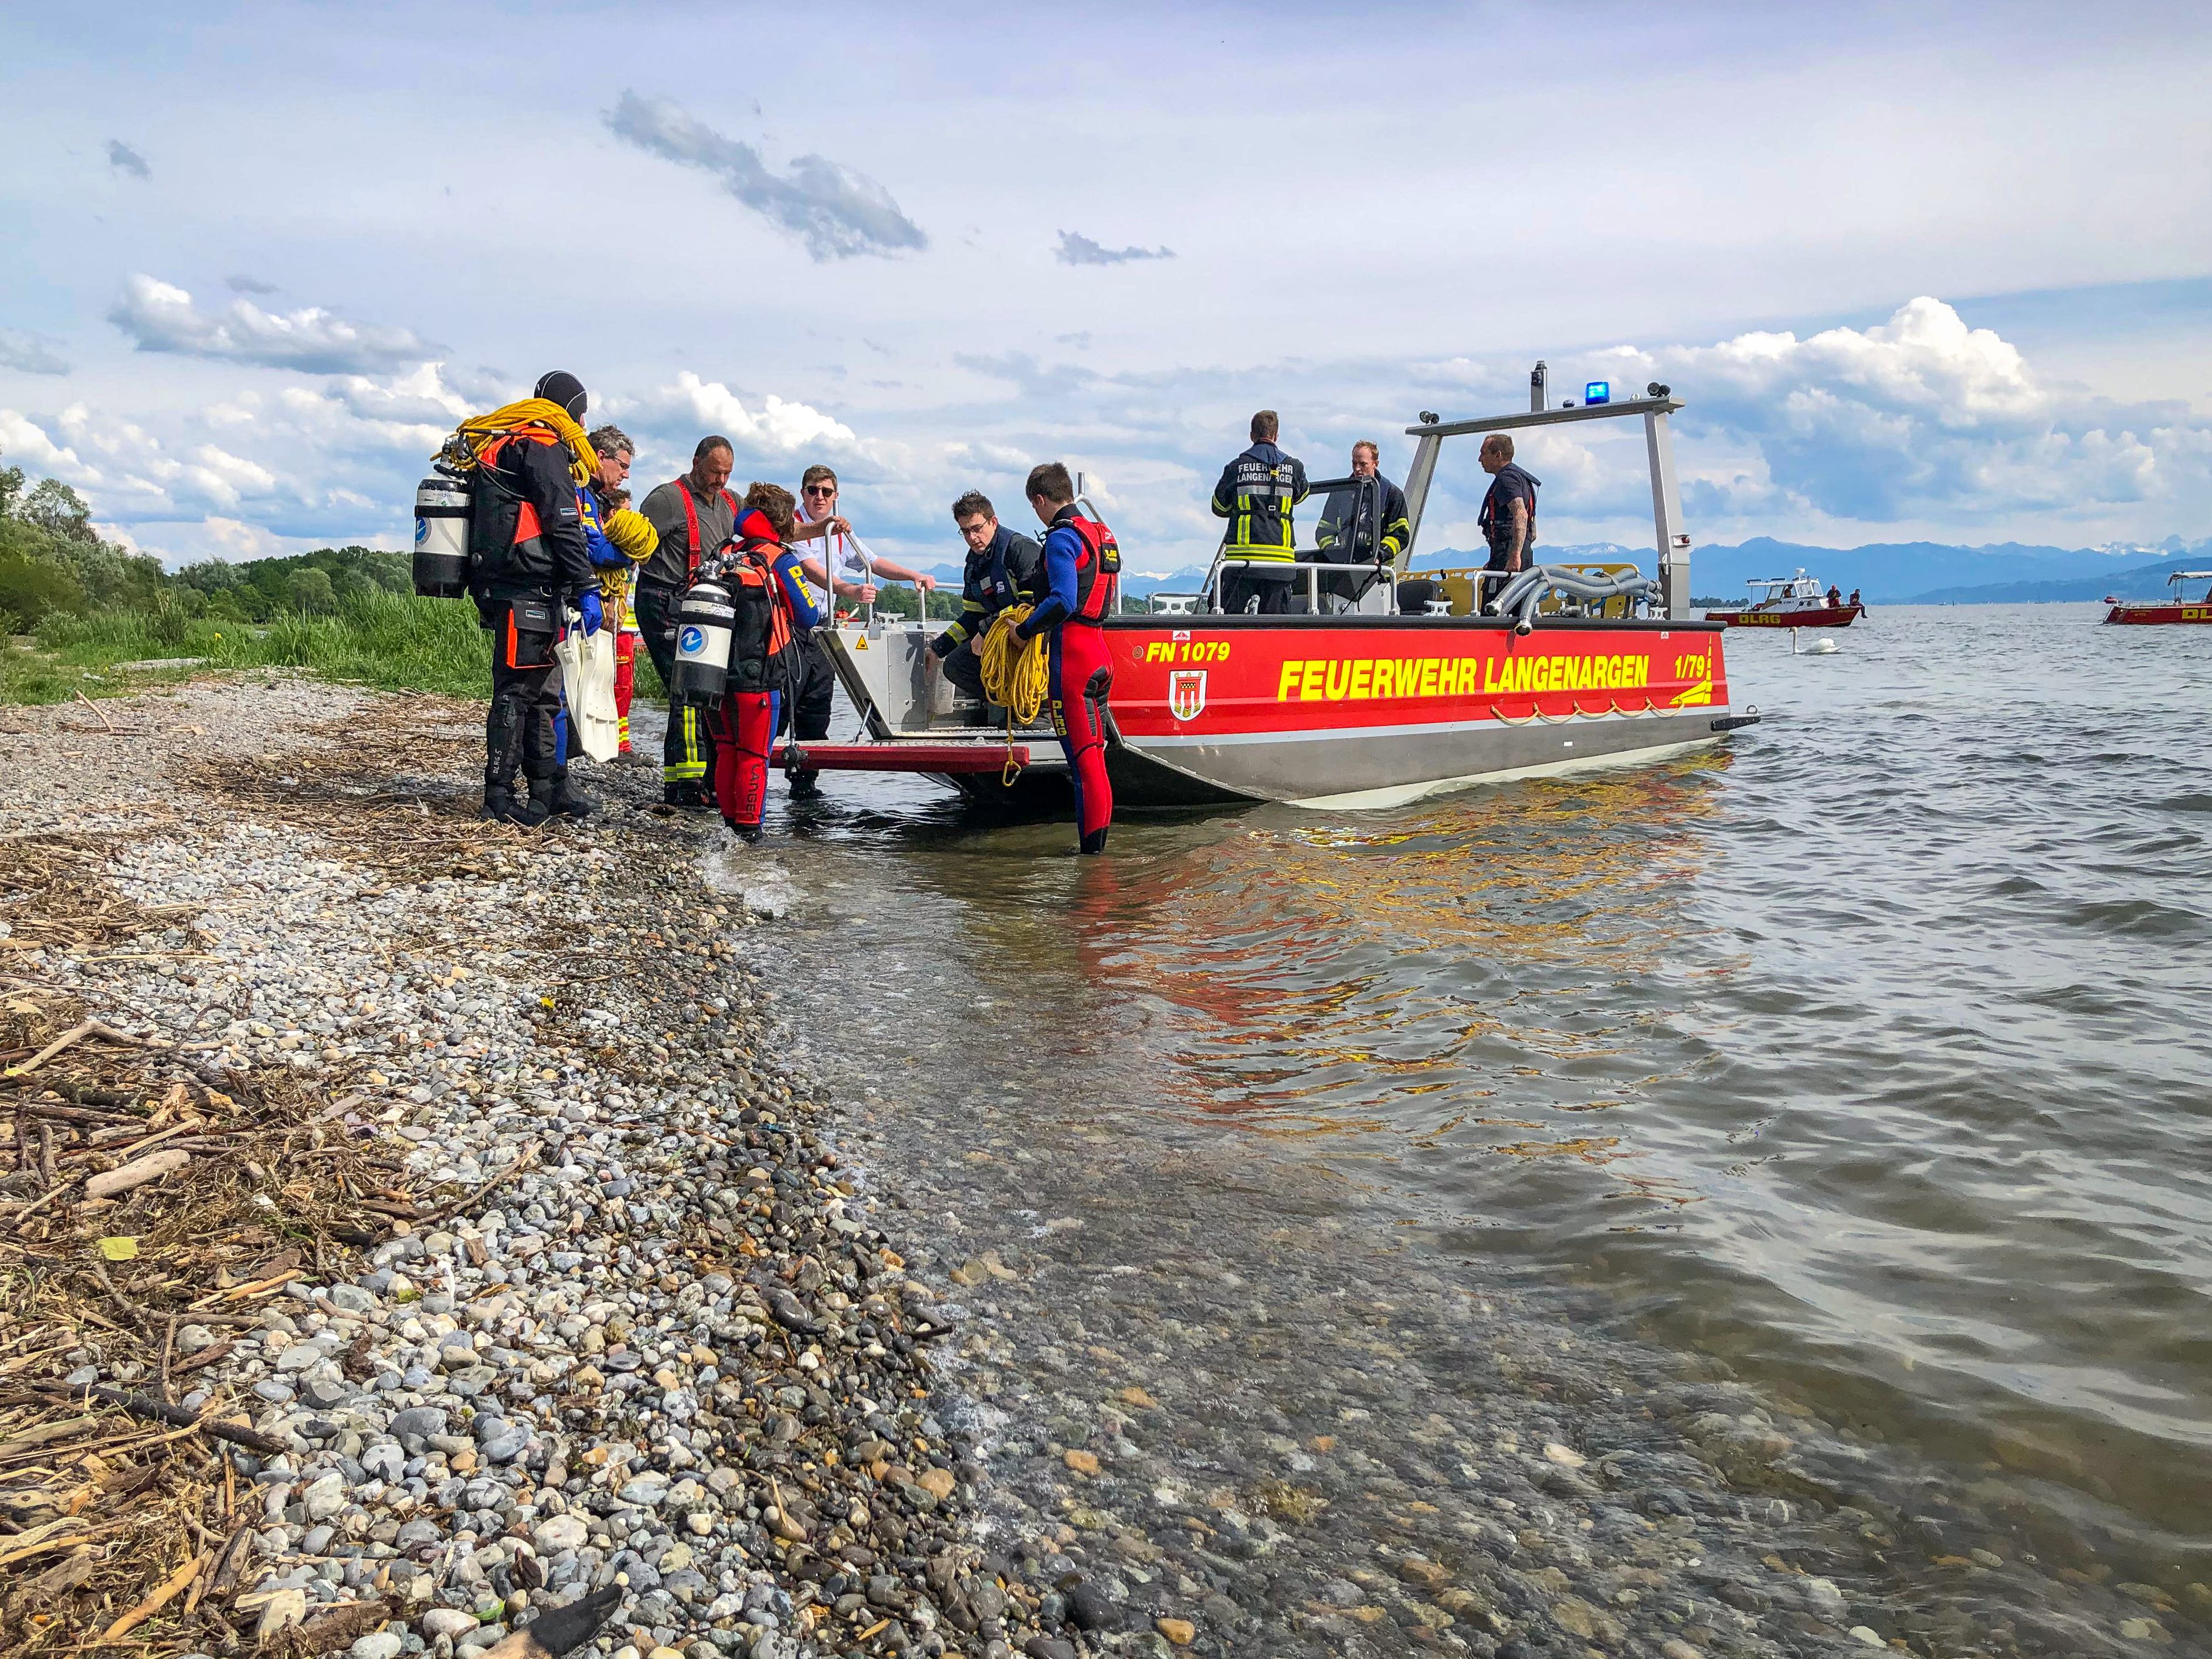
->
[941,525,1044,648]
[468,429,592,598]
[1210,442,1310,565]
[1023,507,1121,636]
[1314,474,1413,563]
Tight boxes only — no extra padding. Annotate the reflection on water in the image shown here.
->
[762,603,2212,1613]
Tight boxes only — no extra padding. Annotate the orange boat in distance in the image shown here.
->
[1704,571,1864,629]
[2104,571,2212,626]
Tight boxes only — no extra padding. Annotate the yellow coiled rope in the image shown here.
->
[448,398,596,487]
[978,606,1049,783]
[602,507,659,562]
[979,606,1048,724]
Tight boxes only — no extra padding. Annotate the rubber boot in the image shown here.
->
[726,820,764,844]
[664,781,713,812]
[534,772,595,823]
[482,784,549,828]
[786,769,823,802]
[1080,826,1110,856]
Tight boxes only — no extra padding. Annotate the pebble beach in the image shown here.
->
[0,674,2187,1659]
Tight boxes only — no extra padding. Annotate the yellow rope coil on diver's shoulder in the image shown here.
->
[447,398,596,487]
[978,606,1049,726]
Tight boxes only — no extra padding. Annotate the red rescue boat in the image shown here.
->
[2104,571,2212,626]
[1704,572,1863,629]
[806,388,1758,813]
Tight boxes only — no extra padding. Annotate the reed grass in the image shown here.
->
[0,591,572,705]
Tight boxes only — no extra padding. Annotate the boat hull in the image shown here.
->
[2104,602,2212,625]
[1704,605,1862,627]
[829,614,1750,814]
[1098,613,1741,807]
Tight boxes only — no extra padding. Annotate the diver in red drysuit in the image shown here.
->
[704,492,822,842]
[1018,463,1121,854]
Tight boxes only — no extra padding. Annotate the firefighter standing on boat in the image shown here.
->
[1211,409,1309,615]
[1016,462,1119,854]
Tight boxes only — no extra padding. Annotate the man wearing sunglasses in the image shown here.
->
[784,463,937,799]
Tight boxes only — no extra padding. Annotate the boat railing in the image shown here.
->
[1199,554,1410,616]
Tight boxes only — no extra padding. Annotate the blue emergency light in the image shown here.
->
[1584,381,1611,406]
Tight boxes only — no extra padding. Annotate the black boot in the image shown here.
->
[483,784,549,827]
[786,769,823,802]
[1080,825,1110,856]
[542,771,596,822]
[664,781,714,812]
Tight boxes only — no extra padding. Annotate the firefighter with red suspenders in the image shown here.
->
[637,437,740,810]
[1019,462,1121,854]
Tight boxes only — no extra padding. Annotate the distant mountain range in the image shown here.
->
[905,532,2211,606]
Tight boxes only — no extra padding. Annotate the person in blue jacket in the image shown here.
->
[927,488,1044,704]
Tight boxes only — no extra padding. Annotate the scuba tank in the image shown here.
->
[412,469,473,598]
[670,579,735,705]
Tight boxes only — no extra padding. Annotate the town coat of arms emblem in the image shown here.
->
[1168,670,1206,721]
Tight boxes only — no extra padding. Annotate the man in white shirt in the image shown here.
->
[784,463,936,799]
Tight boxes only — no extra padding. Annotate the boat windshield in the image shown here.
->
[1299,475,1395,564]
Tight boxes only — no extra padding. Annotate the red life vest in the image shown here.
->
[721,510,803,694]
[1064,513,1121,623]
[673,478,741,582]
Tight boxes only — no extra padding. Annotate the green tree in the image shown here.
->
[18,478,96,544]
[285,568,337,615]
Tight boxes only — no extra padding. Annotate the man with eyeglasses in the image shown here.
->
[783,463,937,800]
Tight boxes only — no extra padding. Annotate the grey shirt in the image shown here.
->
[639,476,739,590]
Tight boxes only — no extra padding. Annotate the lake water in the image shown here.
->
[718,602,2212,1650]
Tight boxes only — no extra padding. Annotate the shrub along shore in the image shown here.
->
[0,460,678,708]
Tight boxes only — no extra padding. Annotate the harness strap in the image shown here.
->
[675,481,741,582]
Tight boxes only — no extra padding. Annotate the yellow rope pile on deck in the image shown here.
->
[978,606,1048,726]
[449,398,596,486]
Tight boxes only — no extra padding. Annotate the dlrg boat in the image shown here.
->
[1702,572,1863,629]
[779,386,1758,811]
[2104,571,2212,626]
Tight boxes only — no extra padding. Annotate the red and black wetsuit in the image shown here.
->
[1019,503,1121,854]
[705,508,823,837]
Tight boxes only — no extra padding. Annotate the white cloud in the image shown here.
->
[605,91,928,262]
[1054,230,1175,267]
[0,408,98,483]
[1635,298,2212,524]
[626,371,863,459]
[202,517,281,559]
[107,275,438,374]
[0,330,70,375]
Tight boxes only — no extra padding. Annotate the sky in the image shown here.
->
[3,0,2211,573]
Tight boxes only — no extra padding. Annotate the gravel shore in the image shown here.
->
[1,677,1046,1659]
[2,674,2191,1659]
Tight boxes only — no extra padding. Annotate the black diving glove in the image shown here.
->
[928,631,957,660]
